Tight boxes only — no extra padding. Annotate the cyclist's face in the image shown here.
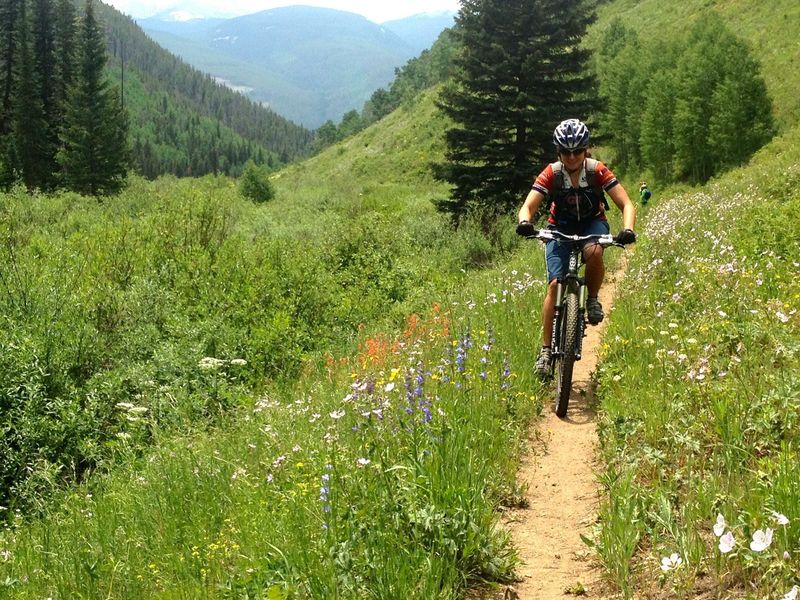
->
[559,148,586,167]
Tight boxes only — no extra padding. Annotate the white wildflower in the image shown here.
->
[749,528,773,552]
[660,553,683,572]
[719,531,736,554]
[772,511,790,526]
[713,514,726,537]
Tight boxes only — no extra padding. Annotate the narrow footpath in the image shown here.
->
[502,264,626,599]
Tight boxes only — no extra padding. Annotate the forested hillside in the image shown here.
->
[94,1,315,177]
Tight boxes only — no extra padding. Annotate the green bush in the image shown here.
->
[239,160,275,203]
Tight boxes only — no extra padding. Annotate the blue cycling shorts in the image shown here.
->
[545,220,610,282]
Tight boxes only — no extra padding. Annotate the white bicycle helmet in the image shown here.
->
[553,118,590,150]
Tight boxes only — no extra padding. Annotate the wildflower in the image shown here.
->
[713,514,726,537]
[660,553,683,572]
[272,455,286,469]
[356,458,370,468]
[784,551,791,560]
[783,586,799,600]
[749,528,773,552]
[384,382,395,392]
[230,358,247,366]
[719,532,736,554]
[199,357,226,370]
[329,410,346,420]
[772,511,790,526]
[776,311,790,323]
[718,310,728,318]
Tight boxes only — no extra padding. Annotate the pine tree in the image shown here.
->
[31,0,59,189]
[435,0,599,223]
[57,0,129,195]
[0,0,21,133]
[0,0,21,186]
[53,0,76,127]
[12,0,49,191]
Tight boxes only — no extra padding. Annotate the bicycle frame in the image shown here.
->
[551,246,588,362]
[539,230,614,357]
[524,229,620,416]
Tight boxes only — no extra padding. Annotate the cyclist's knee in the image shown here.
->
[583,244,604,262]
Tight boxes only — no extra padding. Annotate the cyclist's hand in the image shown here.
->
[516,220,538,237]
[615,228,637,245]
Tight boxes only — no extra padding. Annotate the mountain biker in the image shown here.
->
[516,118,637,378]
[639,181,651,205]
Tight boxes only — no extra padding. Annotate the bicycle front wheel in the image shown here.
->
[555,291,578,417]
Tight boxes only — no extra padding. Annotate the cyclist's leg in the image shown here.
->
[581,220,610,297]
[581,220,610,325]
[543,236,569,347]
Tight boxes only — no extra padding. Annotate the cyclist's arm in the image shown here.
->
[607,184,636,231]
[518,188,546,223]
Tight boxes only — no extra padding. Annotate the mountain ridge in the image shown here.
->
[138,6,455,127]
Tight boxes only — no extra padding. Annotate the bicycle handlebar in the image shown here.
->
[526,229,622,247]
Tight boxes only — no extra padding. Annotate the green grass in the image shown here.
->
[589,124,800,597]
[0,240,555,597]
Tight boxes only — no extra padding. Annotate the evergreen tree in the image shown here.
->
[12,0,49,190]
[31,0,59,188]
[0,0,21,133]
[57,0,129,195]
[53,0,76,124]
[435,0,599,223]
[0,0,21,186]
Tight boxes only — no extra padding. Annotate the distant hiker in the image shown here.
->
[515,118,637,378]
[639,181,651,205]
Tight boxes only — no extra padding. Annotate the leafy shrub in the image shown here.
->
[239,160,275,203]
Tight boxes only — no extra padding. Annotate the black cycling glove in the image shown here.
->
[516,221,538,237]
[615,228,637,245]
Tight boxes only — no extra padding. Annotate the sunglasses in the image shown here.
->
[558,148,586,156]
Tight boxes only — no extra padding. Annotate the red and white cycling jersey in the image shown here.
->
[532,159,619,224]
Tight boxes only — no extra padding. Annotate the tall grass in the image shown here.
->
[590,127,800,597]
[0,239,553,597]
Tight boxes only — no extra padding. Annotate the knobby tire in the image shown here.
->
[555,292,579,417]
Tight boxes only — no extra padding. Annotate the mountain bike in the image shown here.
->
[527,229,623,417]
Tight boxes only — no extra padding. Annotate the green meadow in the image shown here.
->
[2,0,800,597]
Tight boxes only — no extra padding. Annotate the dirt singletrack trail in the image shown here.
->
[502,263,627,600]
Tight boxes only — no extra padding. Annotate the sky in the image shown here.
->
[104,0,461,23]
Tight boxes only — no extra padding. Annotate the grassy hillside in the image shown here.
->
[589,0,800,129]
[584,1,800,596]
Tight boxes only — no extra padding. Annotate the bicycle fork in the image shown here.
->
[551,278,588,361]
